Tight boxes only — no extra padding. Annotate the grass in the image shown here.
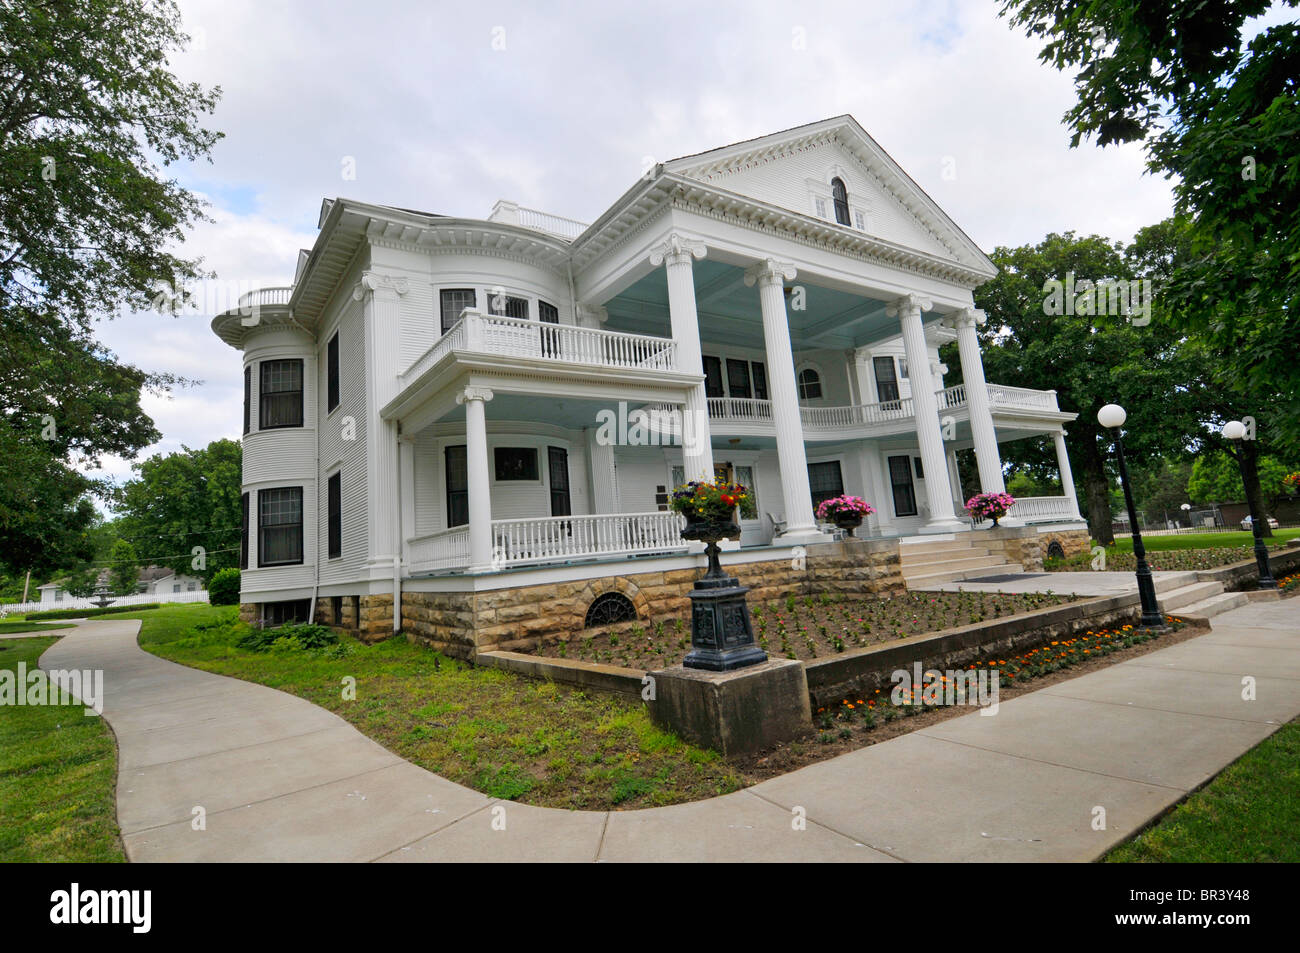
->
[1105,527,1300,553]
[1106,720,1300,862]
[0,620,72,635]
[0,636,125,862]
[138,604,744,810]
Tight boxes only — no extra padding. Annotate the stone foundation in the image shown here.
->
[1040,528,1092,560]
[403,538,904,660]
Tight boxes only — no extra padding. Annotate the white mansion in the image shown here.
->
[214,116,1086,638]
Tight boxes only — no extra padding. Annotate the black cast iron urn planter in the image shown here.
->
[679,516,767,672]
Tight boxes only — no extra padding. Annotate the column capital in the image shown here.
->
[885,293,933,318]
[941,306,986,331]
[456,385,494,405]
[743,258,797,287]
[351,271,410,301]
[648,232,707,268]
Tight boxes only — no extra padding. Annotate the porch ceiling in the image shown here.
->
[604,260,930,350]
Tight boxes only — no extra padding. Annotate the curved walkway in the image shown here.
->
[38,600,1300,862]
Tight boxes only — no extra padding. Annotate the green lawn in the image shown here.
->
[0,620,73,635]
[0,636,125,862]
[1106,720,1300,862]
[1105,527,1300,553]
[138,604,744,810]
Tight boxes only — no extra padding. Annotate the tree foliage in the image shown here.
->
[107,538,139,595]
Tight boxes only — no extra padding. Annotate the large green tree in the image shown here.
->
[1000,0,1300,452]
[943,231,1213,544]
[0,0,220,576]
[113,439,242,584]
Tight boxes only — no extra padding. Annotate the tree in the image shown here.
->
[113,439,242,584]
[1188,451,1296,513]
[999,1,1300,453]
[107,539,139,596]
[941,231,1212,544]
[1129,456,1194,525]
[63,564,101,598]
[0,0,218,576]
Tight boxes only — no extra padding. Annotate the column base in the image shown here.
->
[776,527,835,546]
[919,519,969,535]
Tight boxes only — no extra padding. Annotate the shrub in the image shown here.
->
[26,603,161,621]
[237,622,338,652]
[208,568,241,606]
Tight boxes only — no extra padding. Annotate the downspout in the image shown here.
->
[393,424,402,635]
[310,354,320,624]
[566,258,578,324]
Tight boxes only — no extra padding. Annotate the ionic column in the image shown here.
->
[457,386,495,571]
[889,293,965,532]
[744,258,820,540]
[943,307,1005,495]
[1054,430,1083,519]
[355,271,409,572]
[649,233,714,482]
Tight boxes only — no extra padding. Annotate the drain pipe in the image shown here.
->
[393,428,403,634]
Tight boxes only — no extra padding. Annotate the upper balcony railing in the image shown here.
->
[401,309,678,387]
[516,207,589,240]
[986,383,1058,411]
[237,287,293,309]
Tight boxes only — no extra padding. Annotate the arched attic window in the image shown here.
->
[797,367,823,400]
[831,177,850,226]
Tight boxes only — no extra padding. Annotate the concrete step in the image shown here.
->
[1151,572,1203,594]
[1174,591,1250,621]
[900,546,992,564]
[903,562,1025,587]
[901,554,1008,577]
[1157,581,1225,612]
[897,537,981,557]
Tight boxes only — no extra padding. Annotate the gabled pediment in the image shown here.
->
[663,116,993,277]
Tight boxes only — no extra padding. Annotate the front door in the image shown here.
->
[548,446,571,516]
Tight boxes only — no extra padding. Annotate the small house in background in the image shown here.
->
[36,566,205,605]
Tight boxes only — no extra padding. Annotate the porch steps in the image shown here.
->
[1171,590,1250,621]
[1156,581,1227,613]
[899,537,1024,588]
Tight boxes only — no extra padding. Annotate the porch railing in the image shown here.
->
[707,397,772,420]
[1007,496,1078,522]
[986,384,1059,411]
[407,526,472,574]
[492,512,687,568]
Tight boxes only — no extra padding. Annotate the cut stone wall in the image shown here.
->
[1040,528,1092,559]
[402,539,904,660]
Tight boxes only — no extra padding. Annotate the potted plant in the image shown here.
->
[815,495,876,537]
[965,491,1016,528]
[1284,471,1300,498]
[670,480,751,577]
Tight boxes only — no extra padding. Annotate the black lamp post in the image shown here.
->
[1221,420,1277,589]
[1098,404,1165,627]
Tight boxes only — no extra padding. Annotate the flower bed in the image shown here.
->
[532,589,1080,670]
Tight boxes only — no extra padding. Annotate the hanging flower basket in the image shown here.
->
[966,492,1016,527]
[815,496,876,537]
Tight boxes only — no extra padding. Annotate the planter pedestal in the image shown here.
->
[679,522,766,672]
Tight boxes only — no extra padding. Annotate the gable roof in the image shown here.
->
[661,115,995,276]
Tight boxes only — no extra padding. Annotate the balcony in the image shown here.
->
[1006,496,1079,523]
[237,287,293,309]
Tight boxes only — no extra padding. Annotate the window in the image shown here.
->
[873,356,899,402]
[440,288,476,334]
[585,592,637,627]
[188,582,196,592]
[797,367,822,400]
[326,332,340,413]
[54,589,62,602]
[539,300,561,358]
[494,446,538,481]
[240,492,249,569]
[702,355,725,399]
[888,455,918,517]
[815,197,828,219]
[854,209,867,230]
[808,461,844,511]
[261,599,312,627]
[898,357,909,379]
[734,465,758,513]
[488,292,529,320]
[548,447,571,517]
[913,456,925,480]
[538,301,559,324]
[259,359,304,429]
[831,177,850,226]
[726,359,752,399]
[445,445,468,527]
[258,487,304,566]
[751,362,768,400]
[327,471,342,559]
[173,584,181,593]
[331,595,344,624]
[243,366,251,435]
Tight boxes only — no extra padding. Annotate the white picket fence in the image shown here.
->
[0,589,211,616]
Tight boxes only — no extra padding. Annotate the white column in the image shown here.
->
[744,258,822,541]
[399,435,416,554]
[851,346,873,407]
[888,293,965,533]
[1054,430,1083,519]
[355,271,409,574]
[946,448,964,513]
[457,386,495,571]
[943,307,1005,495]
[586,426,617,514]
[649,233,714,482]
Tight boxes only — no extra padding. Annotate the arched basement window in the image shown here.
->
[797,368,823,400]
[585,592,637,627]
[1046,540,1066,561]
[831,177,850,225]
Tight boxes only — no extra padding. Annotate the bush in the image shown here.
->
[208,568,240,606]
[237,622,338,652]
[26,603,161,621]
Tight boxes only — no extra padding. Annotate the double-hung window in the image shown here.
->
[259,360,303,429]
[258,487,304,566]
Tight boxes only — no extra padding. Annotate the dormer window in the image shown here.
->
[831,177,850,226]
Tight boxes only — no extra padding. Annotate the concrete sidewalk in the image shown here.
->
[38,600,1299,862]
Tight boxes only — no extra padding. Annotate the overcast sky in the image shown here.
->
[91,0,1267,497]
